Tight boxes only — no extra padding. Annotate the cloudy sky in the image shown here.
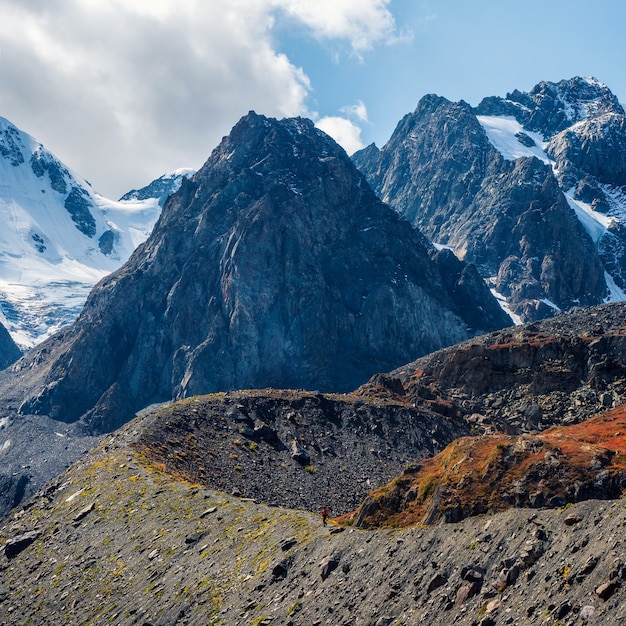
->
[1,0,625,199]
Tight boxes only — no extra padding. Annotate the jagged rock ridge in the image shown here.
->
[119,167,195,205]
[354,76,626,322]
[383,301,626,435]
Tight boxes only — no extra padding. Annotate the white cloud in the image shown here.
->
[0,0,395,197]
[315,116,365,155]
[272,0,396,53]
[341,100,369,122]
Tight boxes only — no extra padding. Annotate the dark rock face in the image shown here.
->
[548,114,626,188]
[30,148,69,194]
[388,301,626,435]
[0,124,25,166]
[64,186,97,237]
[0,322,21,370]
[2,112,508,435]
[354,78,625,322]
[97,229,119,255]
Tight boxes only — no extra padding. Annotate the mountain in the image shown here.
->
[0,115,168,348]
[2,303,626,625]
[0,111,510,515]
[119,167,195,205]
[8,112,509,429]
[353,77,626,322]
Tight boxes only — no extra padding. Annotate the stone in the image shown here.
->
[199,507,218,518]
[72,501,96,524]
[564,512,583,526]
[280,538,298,552]
[272,560,290,579]
[580,605,596,620]
[290,441,310,466]
[461,565,485,583]
[485,599,501,614]
[455,582,480,606]
[240,426,256,439]
[4,530,42,559]
[320,556,340,581]
[553,601,571,619]
[254,424,282,448]
[426,573,448,594]
[577,555,599,579]
[595,581,619,600]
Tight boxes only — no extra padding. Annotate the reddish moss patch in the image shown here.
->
[350,404,626,528]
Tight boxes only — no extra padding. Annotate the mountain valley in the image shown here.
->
[0,76,626,626]
[2,302,626,625]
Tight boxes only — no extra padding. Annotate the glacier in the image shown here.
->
[0,115,185,348]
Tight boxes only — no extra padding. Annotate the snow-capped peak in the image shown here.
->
[119,168,195,205]
[0,116,164,348]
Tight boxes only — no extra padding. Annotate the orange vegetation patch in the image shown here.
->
[486,331,559,351]
[349,404,626,529]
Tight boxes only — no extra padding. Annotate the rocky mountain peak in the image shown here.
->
[475,76,624,139]
[353,90,608,321]
[119,168,195,206]
[0,115,163,348]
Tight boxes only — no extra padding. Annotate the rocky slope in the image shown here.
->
[1,395,625,626]
[354,77,626,321]
[131,388,471,517]
[384,301,626,435]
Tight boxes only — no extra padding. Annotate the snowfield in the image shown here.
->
[0,115,170,348]
[476,115,551,164]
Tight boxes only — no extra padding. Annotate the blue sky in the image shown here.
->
[0,0,624,198]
